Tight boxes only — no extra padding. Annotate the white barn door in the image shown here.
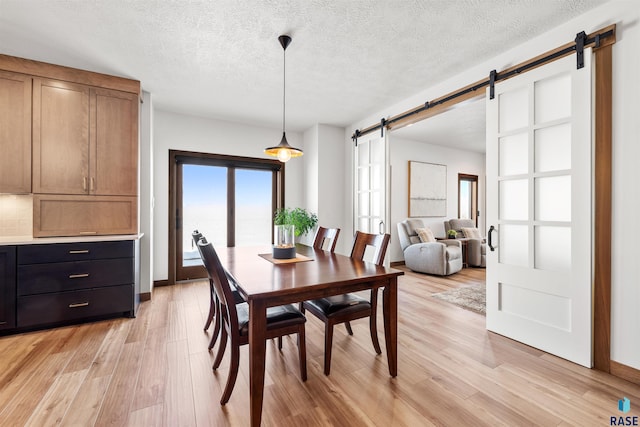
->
[354,133,390,239]
[485,50,593,367]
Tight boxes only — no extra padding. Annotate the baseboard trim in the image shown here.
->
[610,360,640,386]
[154,280,169,288]
[139,292,151,302]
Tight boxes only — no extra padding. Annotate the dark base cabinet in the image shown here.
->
[0,246,17,330]
[15,240,136,330]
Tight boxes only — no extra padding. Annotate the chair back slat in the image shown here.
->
[350,231,390,266]
[197,238,240,335]
[312,226,341,252]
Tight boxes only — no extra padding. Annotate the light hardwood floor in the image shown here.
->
[1,266,639,426]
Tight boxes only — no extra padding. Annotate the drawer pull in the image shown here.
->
[69,302,89,308]
[79,231,98,235]
[69,273,90,279]
[69,250,90,254]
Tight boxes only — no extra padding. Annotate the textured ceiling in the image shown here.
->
[0,0,608,149]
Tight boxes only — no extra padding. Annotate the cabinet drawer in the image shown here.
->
[18,258,133,296]
[17,284,133,328]
[18,240,133,264]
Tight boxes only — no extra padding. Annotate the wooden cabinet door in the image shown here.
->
[33,79,90,194]
[0,71,31,193]
[90,88,138,196]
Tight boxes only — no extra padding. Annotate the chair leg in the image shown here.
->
[324,322,334,376]
[277,336,283,350]
[212,327,227,370]
[220,339,240,405]
[344,321,354,335]
[208,297,222,350]
[204,287,215,331]
[298,328,307,381]
[369,289,382,355]
[369,312,382,355]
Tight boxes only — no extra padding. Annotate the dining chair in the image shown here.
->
[312,226,341,252]
[192,230,244,351]
[197,237,308,404]
[302,231,390,375]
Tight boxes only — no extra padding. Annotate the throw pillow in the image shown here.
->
[461,227,482,239]
[415,227,435,243]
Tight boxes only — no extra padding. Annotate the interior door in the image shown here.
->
[485,50,593,367]
[354,133,390,265]
[354,133,390,240]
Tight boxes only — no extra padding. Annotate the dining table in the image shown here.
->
[217,243,404,427]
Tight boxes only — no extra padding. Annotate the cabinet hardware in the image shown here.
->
[69,302,89,308]
[79,231,97,235]
[69,273,90,279]
[90,177,95,191]
[69,249,90,254]
[83,176,87,191]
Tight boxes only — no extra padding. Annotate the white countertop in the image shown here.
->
[0,233,143,246]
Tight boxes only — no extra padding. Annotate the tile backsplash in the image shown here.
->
[0,194,33,237]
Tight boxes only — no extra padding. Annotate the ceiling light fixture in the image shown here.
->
[264,34,303,163]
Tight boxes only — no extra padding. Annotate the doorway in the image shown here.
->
[458,173,479,226]
[168,150,284,283]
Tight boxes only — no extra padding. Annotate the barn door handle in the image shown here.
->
[488,225,496,252]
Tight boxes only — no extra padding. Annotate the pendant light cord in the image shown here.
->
[282,45,286,133]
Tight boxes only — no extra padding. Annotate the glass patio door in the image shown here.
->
[485,50,593,367]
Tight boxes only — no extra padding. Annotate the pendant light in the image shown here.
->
[264,34,303,163]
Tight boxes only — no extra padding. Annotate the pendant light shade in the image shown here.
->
[264,34,303,162]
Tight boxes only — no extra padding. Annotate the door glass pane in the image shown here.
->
[535,72,571,124]
[358,167,369,190]
[499,87,528,132]
[372,190,381,216]
[358,142,369,166]
[535,226,571,271]
[370,139,383,164]
[235,169,272,246]
[182,164,227,265]
[499,224,528,267]
[499,132,528,176]
[358,192,369,216]
[371,165,381,190]
[535,123,571,172]
[499,179,528,220]
[536,176,571,222]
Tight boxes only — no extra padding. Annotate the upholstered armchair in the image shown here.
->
[444,219,486,267]
[397,219,462,276]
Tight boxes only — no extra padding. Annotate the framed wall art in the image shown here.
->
[408,161,447,217]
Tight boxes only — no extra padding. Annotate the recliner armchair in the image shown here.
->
[397,219,462,276]
[444,219,486,267]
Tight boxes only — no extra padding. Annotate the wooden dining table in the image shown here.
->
[218,244,404,427]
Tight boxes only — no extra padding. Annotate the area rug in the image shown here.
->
[432,284,486,315]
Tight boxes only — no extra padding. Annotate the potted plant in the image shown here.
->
[273,207,318,259]
[447,229,458,239]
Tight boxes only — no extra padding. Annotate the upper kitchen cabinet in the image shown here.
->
[0,53,140,237]
[0,71,32,194]
[32,78,90,195]
[33,81,138,196]
[91,88,138,196]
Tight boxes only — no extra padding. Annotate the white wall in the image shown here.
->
[303,124,348,252]
[138,91,153,294]
[388,136,485,262]
[347,0,640,371]
[151,110,304,282]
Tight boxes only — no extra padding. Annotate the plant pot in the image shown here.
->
[273,224,295,259]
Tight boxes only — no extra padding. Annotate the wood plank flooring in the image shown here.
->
[1,266,639,426]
